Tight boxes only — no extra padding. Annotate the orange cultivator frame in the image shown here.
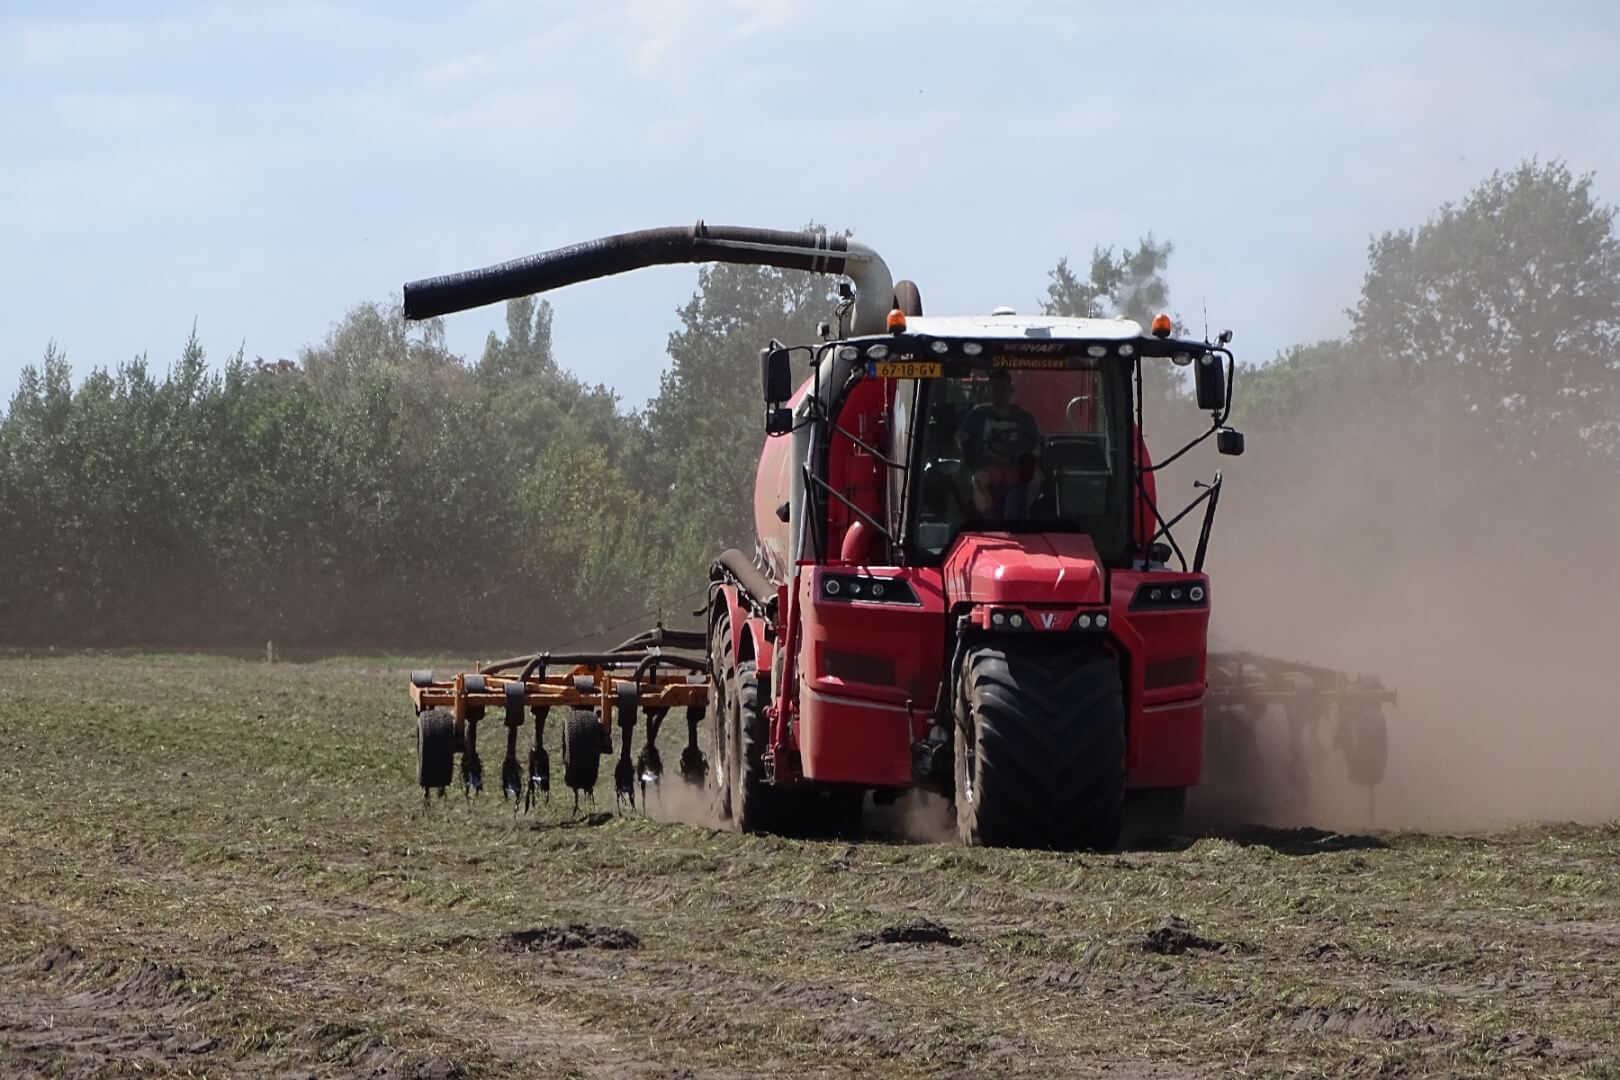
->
[408,627,712,810]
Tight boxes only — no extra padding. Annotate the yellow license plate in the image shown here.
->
[872,361,942,379]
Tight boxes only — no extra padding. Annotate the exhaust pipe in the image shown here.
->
[403,221,897,336]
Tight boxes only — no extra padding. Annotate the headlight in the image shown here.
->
[837,345,860,363]
[930,340,950,355]
[961,342,984,356]
[1131,581,1210,611]
[866,344,890,361]
[819,573,919,606]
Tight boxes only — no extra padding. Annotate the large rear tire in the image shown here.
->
[729,661,775,833]
[955,643,1125,851]
[708,614,735,822]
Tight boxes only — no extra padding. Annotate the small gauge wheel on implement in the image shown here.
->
[562,709,603,793]
[416,708,456,792]
[1335,703,1389,788]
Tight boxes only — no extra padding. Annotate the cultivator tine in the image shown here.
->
[615,684,639,810]
[679,704,707,787]
[636,708,668,808]
[638,746,663,807]
[525,706,551,814]
[461,713,483,799]
[497,683,524,802]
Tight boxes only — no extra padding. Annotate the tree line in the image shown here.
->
[1,160,1614,651]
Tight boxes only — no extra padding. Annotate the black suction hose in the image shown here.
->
[405,223,851,321]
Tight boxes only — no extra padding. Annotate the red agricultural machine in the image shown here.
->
[402,224,1392,849]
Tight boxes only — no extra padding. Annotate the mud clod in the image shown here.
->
[855,919,964,948]
[22,943,83,975]
[1489,1030,1594,1063]
[499,924,640,952]
[1142,917,1225,955]
[1284,1003,1445,1040]
[1224,826,1390,856]
[104,959,205,1005]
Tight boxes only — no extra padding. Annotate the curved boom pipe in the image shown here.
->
[403,222,897,336]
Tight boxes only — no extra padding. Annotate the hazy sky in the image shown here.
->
[4,1,1617,408]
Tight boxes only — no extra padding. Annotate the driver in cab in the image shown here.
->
[958,369,1043,516]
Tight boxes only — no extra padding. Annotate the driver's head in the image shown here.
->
[989,369,1013,408]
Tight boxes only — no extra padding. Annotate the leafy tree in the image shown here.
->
[1040,236,1197,421]
[1349,158,1620,474]
[1041,235,1175,329]
[479,295,556,384]
[639,244,841,595]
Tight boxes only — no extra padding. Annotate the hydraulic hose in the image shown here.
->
[713,548,776,610]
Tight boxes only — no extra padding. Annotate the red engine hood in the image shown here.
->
[942,532,1106,606]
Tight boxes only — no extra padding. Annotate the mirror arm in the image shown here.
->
[1151,477,1220,541]
[1145,346,1238,473]
[1193,471,1223,573]
[1142,488,1188,572]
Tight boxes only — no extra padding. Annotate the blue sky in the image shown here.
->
[3,1,1617,408]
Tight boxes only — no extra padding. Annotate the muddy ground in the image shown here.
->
[1,654,1616,1078]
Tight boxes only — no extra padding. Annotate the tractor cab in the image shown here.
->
[887,318,1136,566]
[769,312,1227,577]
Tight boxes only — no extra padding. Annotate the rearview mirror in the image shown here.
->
[761,346,793,404]
[765,407,794,437]
[1195,353,1226,412]
[1217,428,1245,456]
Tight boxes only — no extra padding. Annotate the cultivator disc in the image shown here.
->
[407,626,711,816]
[1203,650,1396,816]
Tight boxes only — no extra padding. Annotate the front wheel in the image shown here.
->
[955,642,1125,851]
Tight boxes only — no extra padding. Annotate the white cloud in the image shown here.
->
[730,0,805,39]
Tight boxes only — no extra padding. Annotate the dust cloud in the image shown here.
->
[642,770,723,829]
[1190,402,1620,833]
[865,790,957,844]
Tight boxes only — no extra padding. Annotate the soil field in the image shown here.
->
[1,653,1617,1079]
